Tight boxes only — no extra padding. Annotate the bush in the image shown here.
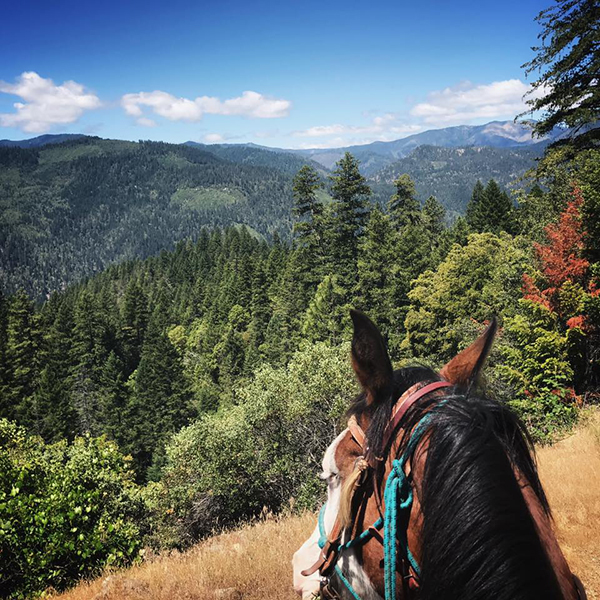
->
[0,420,147,599]
[494,300,578,441]
[152,341,357,548]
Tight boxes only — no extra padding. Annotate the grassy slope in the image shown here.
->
[54,412,600,600]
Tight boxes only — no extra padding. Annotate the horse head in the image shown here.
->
[293,311,583,600]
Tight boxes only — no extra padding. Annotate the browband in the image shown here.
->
[381,380,453,454]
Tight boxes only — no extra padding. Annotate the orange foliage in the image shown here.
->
[534,187,589,290]
[522,186,592,329]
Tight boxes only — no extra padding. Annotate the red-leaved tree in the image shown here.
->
[522,185,591,328]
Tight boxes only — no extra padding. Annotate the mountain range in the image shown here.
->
[0,120,552,297]
[284,120,558,175]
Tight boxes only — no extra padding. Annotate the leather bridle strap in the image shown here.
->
[381,381,453,455]
[347,415,366,450]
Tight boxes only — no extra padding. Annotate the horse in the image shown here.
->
[293,310,586,600]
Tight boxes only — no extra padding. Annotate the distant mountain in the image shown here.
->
[287,120,562,175]
[0,133,85,148]
[0,137,297,299]
[371,144,543,216]
[184,141,329,176]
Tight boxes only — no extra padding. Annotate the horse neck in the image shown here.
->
[408,409,570,600]
[519,473,578,600]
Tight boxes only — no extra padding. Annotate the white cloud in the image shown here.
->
[291,114,422,148]
[288,79,547,149]
[122,89,291,125]
[0,72,102,133]
[409,79,541,125]
[204,133,224,143]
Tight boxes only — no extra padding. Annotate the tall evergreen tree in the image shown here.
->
[302,275,348,345]
[33,299,77,441]
[466,179,515,234]
[70,290,108,435]
[292,165,326,290]
[357,207,397,329]
[121,280,149,374]
[2,291,40,424]
[521,0,600,148]
[128,299,195,478]
[329,153,372,290]
[465,180,486,231]
[388,174,421,230]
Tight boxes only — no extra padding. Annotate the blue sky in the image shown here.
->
[0,0,549,148]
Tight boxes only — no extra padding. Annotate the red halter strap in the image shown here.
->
[381,381,453,454]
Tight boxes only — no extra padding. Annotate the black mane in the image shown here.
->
[350,367,564,600]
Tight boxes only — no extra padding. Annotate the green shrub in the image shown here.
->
[0,420,147,599]
[494,300,578,441]
[153,341,357,548]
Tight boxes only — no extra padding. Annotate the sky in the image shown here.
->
[0,0,550,149]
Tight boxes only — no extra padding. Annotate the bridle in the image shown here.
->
[302,380,453,600]
[301,379,589,600]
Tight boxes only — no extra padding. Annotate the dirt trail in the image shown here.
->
[55,412,600,600]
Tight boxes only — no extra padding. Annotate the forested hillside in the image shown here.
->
[1,134,544,299]
[185,141,329,176]
[372,144,543,215]
[0,137,297,299]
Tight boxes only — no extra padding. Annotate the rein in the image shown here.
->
[304,380,453,600]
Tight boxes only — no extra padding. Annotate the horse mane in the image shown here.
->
[350,367,564,600]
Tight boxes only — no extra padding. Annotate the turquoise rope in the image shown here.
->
[317,402,446,600]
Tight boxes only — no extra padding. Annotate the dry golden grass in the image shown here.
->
[54,412,600,600]
[537,410,600,599]
[53,512,315,600]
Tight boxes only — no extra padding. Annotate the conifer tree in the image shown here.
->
[2,291,40,424]
[465,180,485,231]
[245,262,271,373]
[357,207,397,328]
[33,300,77,441]
[293,165,326,290]
[70,290,108,435]
[329,153,372,289]
[466,179,515,234]
[422,195,447,238]
[293,165,324,240]
[388,174,421,230]
[521,0,600,148]
[302,275,348,345]
[128,299,195,478]
[98,351,129,445]
[121,280,149,373]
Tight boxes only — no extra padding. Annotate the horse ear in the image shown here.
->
[440,318,498,386]
[350,309,393,402]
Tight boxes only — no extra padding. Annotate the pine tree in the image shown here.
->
[521,0,600,148]
[121,279,149,374]
[422,195,450,265]
[70,290,108,435]
[2,291,40,424]
[245,262,271,373]
[466,180,514,234]
[388,174,421,230]
[128,299,195,478]
[293,165,324,240]
[302,275,348,345]
[422,195,446,238]
[292,165,327,291]
[329,153,372,290]
[33,299,77,441]
[483,180,515,234]
[357,207,397,328]
[465,180,486,231]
